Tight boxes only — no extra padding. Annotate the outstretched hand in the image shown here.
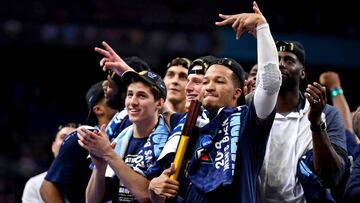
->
[215,1,266,39]
[94,41,132,75]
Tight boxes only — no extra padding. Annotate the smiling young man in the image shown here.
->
[148,2,282,202]
[78,70,170,203]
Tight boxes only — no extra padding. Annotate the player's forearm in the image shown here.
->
[40,180,64,203]
[106,150,151,203]
[86,167,106,203]
[312,130,343,185]
[254,23,281,119]
[332,93,354,133]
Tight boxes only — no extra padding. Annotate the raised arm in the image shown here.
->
[95,41,133,76]
[320,71,355,136]
[216,1,281,120]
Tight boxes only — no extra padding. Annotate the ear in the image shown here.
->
[300,68,306,80]
[233,87,242,100]
[51,141,56,155]
[93,104,105,117]
[156,98,165,111]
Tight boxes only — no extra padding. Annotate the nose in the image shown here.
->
[129,95,139,106]
[185,81,193,93]
[205,80,215,92]
[170,75,180,85]
[278,57,287,69]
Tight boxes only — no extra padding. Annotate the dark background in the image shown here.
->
[1,0,360,202]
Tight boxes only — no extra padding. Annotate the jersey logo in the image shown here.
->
[196,148,213,163]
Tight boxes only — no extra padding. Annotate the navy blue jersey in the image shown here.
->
[295,104,349,203]
[45,131,91,202]
[170,112,186,131]
[184,101,276,203]
[324,105,348,168]
[105,136,147,202]
[344,146,360,203]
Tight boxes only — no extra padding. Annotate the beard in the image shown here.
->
[107,92,125,111]
[279,72,301,94]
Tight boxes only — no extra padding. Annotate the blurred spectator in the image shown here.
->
[22,123,78,203]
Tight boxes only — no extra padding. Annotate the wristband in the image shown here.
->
[330,87,343,98]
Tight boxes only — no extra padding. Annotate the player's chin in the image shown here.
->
[203,98,220,109]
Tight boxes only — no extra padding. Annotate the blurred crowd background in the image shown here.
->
[1,0,360,202]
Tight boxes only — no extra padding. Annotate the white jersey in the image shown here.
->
[22,171,47,203]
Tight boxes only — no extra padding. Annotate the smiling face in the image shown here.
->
[125,81,163,125]
[201,64,241,111]
[185,71,204,110]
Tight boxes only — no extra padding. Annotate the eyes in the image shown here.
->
[279,55,296,65]
[126,91,148,99]
[202,78,226,85]
[165,71,188,81]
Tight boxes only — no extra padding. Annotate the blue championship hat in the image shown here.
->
[121,70,167,100]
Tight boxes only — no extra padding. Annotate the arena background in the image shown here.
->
[1,0,359,202]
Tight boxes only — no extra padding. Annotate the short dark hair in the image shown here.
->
[129,77,163,101]
[167,57,191,70]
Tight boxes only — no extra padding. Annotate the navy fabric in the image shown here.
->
[125,136,148,156]
[45,115,131,202]
[169,112,186,131]
[188,107,244,192]
[346,130,358,158]
[323,105,348,166]
[297,151,336,203]
[322,104,348,186]
[106,137,147,203]
[105,117,170,202]
[353,145,360,162]
[184,101,275,203]
[295,104,350,203]
[45,131,92,202]
[344,146,360,203]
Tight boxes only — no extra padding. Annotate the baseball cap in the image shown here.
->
[188,55,218,75]
[276,40,306,65]
[121,70,167,100]
[107,56,150,88]
[214,57,245,83]
[85,81,104,125]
